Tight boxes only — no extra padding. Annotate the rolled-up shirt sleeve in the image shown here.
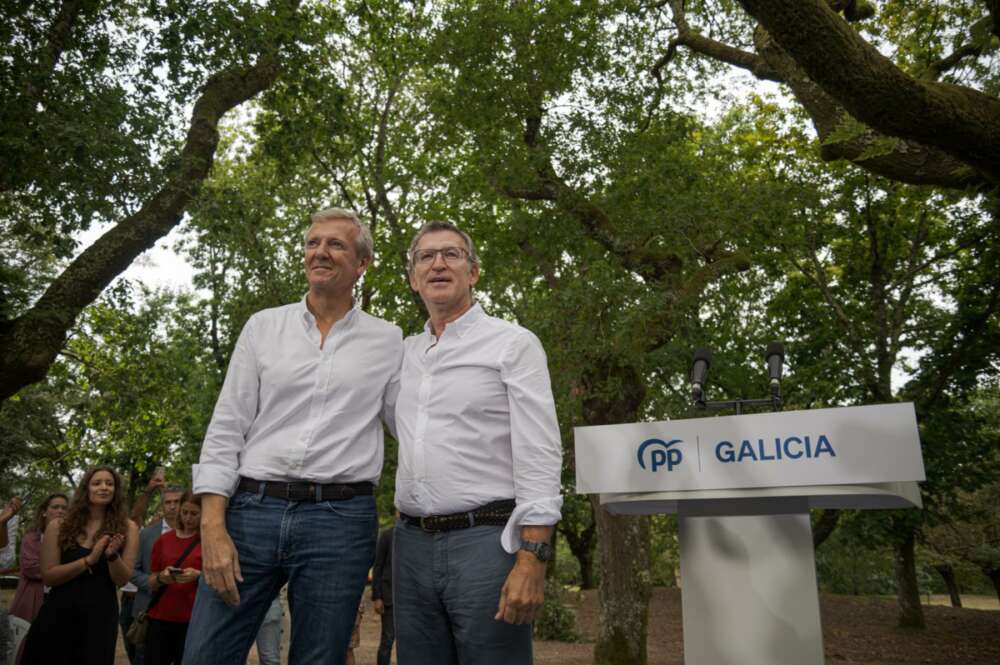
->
[192,317,260,497]
[499,330,563,553]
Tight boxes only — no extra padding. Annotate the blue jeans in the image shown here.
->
[255,596,284,665]
[393,521,533,665]
[183,491,377,665]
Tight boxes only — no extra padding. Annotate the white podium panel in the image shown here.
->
[680,509,824,665]
[575,403,924,494]
[573,402,926,665]
[601,481,921,516]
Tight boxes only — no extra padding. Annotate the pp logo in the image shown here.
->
[637,438,684,472]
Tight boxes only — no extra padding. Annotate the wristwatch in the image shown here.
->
[520,540,554,562]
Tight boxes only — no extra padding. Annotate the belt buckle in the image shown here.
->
[286,483,309,502]
[419,516,437,532]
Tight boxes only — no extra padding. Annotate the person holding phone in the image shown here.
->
[19,466,140,665]
[144,491,203,665]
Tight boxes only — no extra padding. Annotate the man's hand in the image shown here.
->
[201,495,242,606]
[145,476,166,493]
[494,552,547,624]
[373,599,385,615]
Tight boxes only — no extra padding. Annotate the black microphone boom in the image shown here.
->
[765,341,785,399]
[690,348,713,407]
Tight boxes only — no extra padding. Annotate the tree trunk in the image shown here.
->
[577,544,596,590]
[591,497,651,665]
[893,529,925,628]
[933,564,962,608]
[984,566,1000,604]
[581,359,650,665]
[812,508,840,549]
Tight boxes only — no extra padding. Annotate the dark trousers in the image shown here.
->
[377,604,395,665]
[394,522,532,665]
[144,618,189,665]
[120,593,137,664]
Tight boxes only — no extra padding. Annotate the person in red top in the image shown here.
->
[145,491,203,665]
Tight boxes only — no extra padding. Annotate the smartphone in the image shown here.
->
[152,466,166,483]
[166,566,183,576]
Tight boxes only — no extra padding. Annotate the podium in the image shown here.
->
[574,403,925,665]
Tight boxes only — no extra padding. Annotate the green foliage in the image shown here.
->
[816,525,897,595]
[533,579,581,643]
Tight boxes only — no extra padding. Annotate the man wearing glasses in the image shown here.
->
[392,221,563,665]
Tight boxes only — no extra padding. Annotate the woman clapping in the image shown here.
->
[20,466,139,665]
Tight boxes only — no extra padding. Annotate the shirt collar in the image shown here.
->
[299,294,359,332]
[424,302,483,339]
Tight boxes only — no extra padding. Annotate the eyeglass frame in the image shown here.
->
[409,246,473,267]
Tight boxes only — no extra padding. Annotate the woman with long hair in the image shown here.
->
[9,493,69,622]
[19,466,140,665]
[144,491,203,665]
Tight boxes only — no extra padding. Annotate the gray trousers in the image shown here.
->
[393,521,532,665]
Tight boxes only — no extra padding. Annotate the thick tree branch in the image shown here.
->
[373,76,404,230]
[23,0,96,106]
[499,110,684,283]
[988,1,1000,40]
[752,27,985,190]
[644,249,750,352]
[0,57,282,402]
[738,0,1000,184]
[660,2,984,188]
[665,0,781,82]
[925,43,988,81]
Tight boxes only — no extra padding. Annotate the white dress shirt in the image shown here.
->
[393,304,563,553]
[193,297,403,496]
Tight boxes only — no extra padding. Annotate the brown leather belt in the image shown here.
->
[401,499,515,532]
[237,477,373,502]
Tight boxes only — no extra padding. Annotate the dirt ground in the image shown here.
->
[6,587,998,664]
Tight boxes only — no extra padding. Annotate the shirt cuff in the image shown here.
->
[500,496,563,554]
[191,463,240,498]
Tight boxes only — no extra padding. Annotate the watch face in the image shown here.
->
[523,540,553,562]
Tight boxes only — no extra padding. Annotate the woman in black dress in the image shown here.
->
[20,465,140,665]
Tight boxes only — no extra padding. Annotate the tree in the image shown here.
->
[0,0,307,403]
[732,96,1000,626]
[659,0,1000,190]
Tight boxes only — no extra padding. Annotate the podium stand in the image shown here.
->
[575,403,924,665]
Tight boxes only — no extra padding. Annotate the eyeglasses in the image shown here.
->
[411,246,469,266]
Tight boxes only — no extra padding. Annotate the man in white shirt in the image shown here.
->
[184,208,403,665]
[393,221,563,665]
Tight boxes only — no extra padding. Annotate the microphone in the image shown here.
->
[690,348,712,406]
[765,341,784,396]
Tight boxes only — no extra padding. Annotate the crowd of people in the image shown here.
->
[1,211,562,665]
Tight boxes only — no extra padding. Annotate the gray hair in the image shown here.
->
[406,221,480,273]
[305,207,374,262]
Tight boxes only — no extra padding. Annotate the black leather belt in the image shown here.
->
[401,499,515,532]
[237,477,373,502]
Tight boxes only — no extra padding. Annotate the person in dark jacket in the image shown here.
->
[371,524,395,665]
